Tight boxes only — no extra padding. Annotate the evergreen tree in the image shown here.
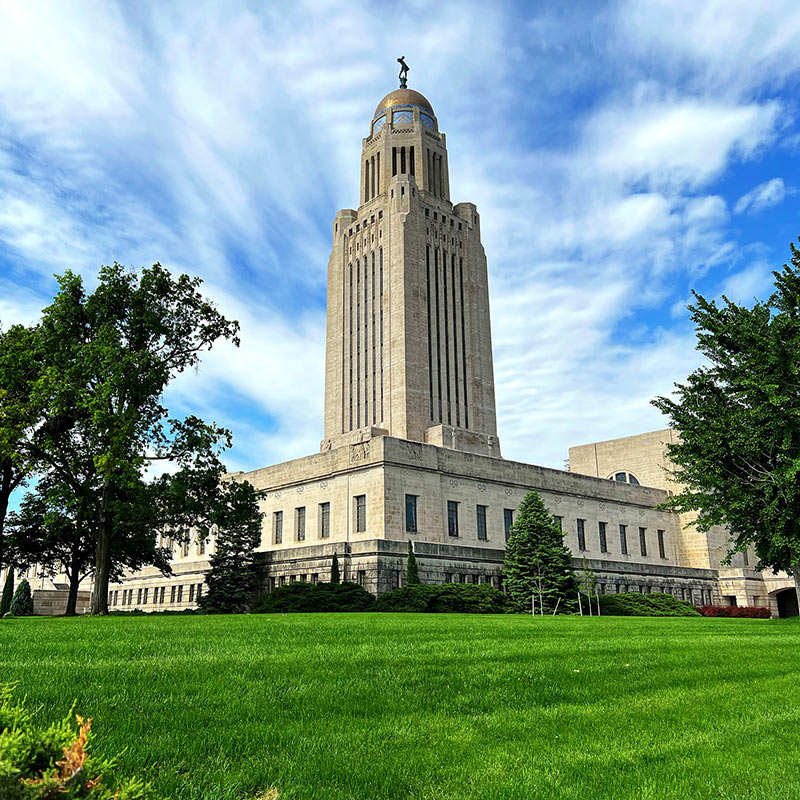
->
[0,569,13,615]
[197,480,262,614]
[407,540,420,584]
[503,491,578,612]
[9,577,33,616]
[330,552,340,584]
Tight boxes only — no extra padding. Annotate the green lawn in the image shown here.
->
[2,614,799,800]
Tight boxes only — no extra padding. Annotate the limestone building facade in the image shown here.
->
[84,82,791,616]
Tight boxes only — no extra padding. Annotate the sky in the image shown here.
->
[1,0,799,486]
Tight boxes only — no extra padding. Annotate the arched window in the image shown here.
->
[607,471,641,485]
[372,115,386,135]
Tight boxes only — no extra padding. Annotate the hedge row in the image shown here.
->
[372,583,514,614]
[251,582,375,613]
[696,605,770,618]
[597,592,701,617]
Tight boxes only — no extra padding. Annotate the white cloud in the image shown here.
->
[734,178,786,214]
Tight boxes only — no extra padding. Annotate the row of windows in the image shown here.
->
[273,499,359,544]
[347,249,384,431]
[371,109,436,137]
[576,520,667,558]
[405,495,515,541]
[110,583,203,607]
[426,245,469,427]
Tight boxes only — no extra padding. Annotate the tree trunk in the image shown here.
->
[793,562,800,613]
[0,459,14,569]
[90,483,112,615]
[64,550,82,616]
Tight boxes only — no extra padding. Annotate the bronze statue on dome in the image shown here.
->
[397,56,409,89]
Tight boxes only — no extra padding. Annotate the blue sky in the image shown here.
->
[1,0,799,487]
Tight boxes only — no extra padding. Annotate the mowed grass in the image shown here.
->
[2,614,799,800]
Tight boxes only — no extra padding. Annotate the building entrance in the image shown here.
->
[776,587,799,618]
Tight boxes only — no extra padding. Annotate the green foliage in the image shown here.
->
[653,239,800,590]
[372,583,515,614]
[197,480,263,614]
[26,263,241,613]
[330,552,340,584]
[406,541,420,584]
[0,684,147,798]
[0,570,13,616]
[503,491,578,612]
[598,592,701,617]
[251,581,375,613]
[9,578,33,616]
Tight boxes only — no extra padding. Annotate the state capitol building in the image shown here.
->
[13,79,796,617]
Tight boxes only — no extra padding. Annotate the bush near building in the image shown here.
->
[598,592,700,617]
[251,581,375,613]
[373,583,515,614]
[696,605,770,618]
[0,684,147,799]
[8,578,34,617]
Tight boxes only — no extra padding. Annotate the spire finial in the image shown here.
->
[397,56,409,89]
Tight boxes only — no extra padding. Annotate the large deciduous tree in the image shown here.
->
[197,480,263,613]
[653,240,800,605]
[0,324,41,572]
[30,263,240,614]
[503,491,578,613]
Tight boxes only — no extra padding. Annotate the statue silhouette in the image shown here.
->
[397,56,410,88]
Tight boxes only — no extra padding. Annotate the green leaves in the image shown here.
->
[653,237,800,578]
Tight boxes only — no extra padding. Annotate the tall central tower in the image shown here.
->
[322,85,501,457]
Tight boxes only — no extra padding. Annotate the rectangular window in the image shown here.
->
[279,576,287,587]
[198,537,205,555]
[504,508,514,542]
[447,501,459,537]
[177,585,183,603]
[391,569,400,589]
[320,502,330,539]
[658,529,666,559]
[311,573,318,584]
[196,583,202,601]
[355,495,367,533]
[476,505,488,540]
[357,570,365,586]
[274,511,283,544]
[619,524,628,555]
[553,516,563,531]
[296,507,306,541]
[405,494,418,533]
[639,527,647,557]
[300,574,307,582]
[137,588,142,605]
[577,519,586,551]
[170,585,176,603]
[189,584,195,602]
[181,542,189,557]
[599,522,608,553]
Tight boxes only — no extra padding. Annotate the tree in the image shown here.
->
[197,480,263,614]
[29,263,240,614]
[503,491,578,613]
[0,570,13,616]
[653,239,800,606]
[9,577,33,616]
[330,552,340,584]
[406,540,420,584]
[5,481,95,616]
[0,324,41,573]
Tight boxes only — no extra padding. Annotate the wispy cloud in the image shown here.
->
[734,178,786,214]
[1,0,799,476]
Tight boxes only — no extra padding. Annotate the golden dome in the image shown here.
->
[374,89,434,118]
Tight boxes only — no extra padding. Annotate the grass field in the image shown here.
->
[3,614,799,800]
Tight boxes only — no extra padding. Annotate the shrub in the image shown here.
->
[0,570,14,616]
[696,605,770,618]
[251,581,374,613]
[597,592,701,617]
[9,578,34,617]
[373,583,515,614]
[0,684,148,798]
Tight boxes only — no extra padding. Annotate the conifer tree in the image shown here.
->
[407,540,420,584]
[503,491,578,612]
[330,552,340,584]
[197,481,262,614]
[0,570,13,615]
[9,577,33,616]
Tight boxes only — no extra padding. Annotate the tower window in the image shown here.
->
[420,113,434,130]
[577,519,586,551]
[639,527,647,557]
[373,114,386,134]
[409,146,415,176]
[599,521,608,553]
[393,109,412,124]
[504,508,514,541]
[400,146,406,174]
[476,505,488,541]
[296,507,306,541]
[355,495,367,533]
[619,524,628,555]
[320,502,330,539]
[658,530,666,559]
[392,147,397,176]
